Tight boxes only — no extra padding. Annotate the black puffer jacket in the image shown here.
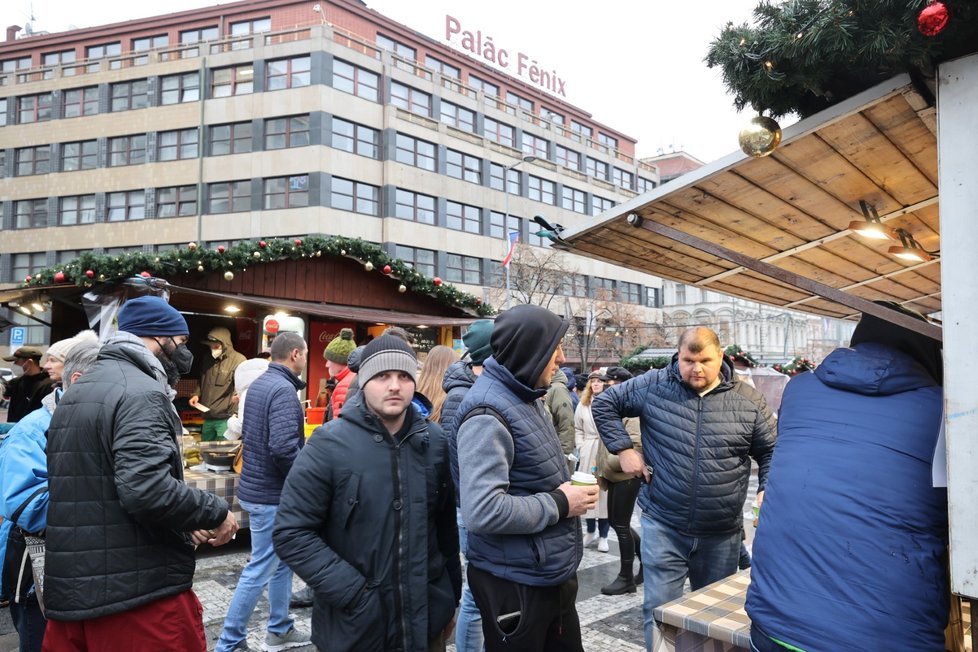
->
[440,360,477,497]
[273,389,461,652]
[593,356,776,537]
[45,333,229,621]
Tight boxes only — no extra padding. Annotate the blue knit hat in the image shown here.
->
[117,296,189,337]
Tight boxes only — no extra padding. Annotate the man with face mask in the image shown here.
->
[43,295,238,651]
[2,347,54,423]
[190,326,247,441]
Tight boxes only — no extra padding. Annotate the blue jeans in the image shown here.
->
[455,508,485,652]
[11,593,46,652]
[215,500,295,652]
[641,512,740,652]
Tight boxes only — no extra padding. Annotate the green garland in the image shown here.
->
[707,0,978,119]
[21,235,495,317]
[773,355,816,376]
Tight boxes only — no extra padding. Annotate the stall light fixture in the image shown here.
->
[17,304,32,316]
[224,305,241,314]
[848,201,897,241]
[888,229,937,263]
[30,301,47,313]
[274,311,290,319]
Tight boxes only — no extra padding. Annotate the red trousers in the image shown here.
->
[42,590,207,652]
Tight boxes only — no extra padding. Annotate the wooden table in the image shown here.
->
[653,570,751,652]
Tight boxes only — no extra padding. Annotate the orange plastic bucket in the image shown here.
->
[306,407,326,424]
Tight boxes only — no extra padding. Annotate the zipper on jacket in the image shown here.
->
[687,396,703,532]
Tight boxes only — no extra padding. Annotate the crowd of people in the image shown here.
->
[0,297,949,652]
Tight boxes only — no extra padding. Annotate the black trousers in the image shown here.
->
[467,565,584,652]
[607,477,641,576]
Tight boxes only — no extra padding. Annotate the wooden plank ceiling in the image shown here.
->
[561,75,941,321]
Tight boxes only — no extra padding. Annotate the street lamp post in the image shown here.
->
[503,155,537,309]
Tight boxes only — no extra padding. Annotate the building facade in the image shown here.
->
[0,0,664,354]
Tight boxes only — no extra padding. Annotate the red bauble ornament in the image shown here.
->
[475,298,482,305]
[85,269,95,278]
[433,277,443,286]
[383,264,392,275]
[140,271,152,278]
[918,0,949,36]
[25,275,32,283]
[54,271,66,283]
[259,240,267,248]
[294,239,303,246]
[218,245,226,253]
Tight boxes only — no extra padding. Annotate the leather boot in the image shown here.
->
[635,560,643,584]
[601,573,636,595]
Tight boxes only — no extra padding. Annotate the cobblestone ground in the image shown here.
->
[1,466,758,651]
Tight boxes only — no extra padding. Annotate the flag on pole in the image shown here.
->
[502,230,519,268]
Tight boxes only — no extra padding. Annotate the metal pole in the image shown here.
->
[504,182,511,310]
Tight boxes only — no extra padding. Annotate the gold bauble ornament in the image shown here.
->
[398,284,407,293]
[365,261,374,271]
[340,249,347,256]
[188,242,198,250]
[224,271,234,281]
[739,115,782,158]
[197,265,205,272]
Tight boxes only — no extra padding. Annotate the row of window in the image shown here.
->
[0,55,654,192]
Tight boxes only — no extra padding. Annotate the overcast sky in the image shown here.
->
[5,0,774,162]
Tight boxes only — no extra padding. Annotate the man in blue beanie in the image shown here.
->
[44,295,238,651]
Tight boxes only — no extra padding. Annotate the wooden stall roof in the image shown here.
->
[559,74,941,324]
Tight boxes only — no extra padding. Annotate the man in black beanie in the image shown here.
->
[453,304,598,652]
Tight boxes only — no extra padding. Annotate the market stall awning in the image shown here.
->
[559,74,941,337]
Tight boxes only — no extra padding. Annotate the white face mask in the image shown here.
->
[210,347,223,360]
[11,362,25,377]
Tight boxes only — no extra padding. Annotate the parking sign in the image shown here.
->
[10,327,25,348]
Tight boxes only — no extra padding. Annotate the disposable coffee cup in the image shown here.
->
[571,471,597,486]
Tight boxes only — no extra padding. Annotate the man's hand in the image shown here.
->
[230,393,240,405]
[207,512,239,547]
[558,482,599,517]
[188,395,200,407]
[619,448,650,483]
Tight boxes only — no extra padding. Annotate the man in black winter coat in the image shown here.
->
[273,334,461,652]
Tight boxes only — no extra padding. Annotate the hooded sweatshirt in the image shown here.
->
[198,327,246,419]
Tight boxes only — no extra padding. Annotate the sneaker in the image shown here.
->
[263,626,312,651]
[597,537,610,553]
[289,586,314,608]
[232,644,252,651]
[583,531,598,548]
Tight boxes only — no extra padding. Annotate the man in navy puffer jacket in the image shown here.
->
[593,326,776,650]
[746,303,946,652]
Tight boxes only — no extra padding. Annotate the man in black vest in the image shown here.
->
[453,304,598,652]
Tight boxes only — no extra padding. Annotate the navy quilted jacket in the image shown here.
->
[592,356,775,536]
[236,362,306,505]
[439,360,477,496]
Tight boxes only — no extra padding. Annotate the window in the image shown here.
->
[394,245,435,277]
[57,249,82,263]
[439,101,475,132]
[264,175,310,209]
[131,34,168,65]
[42,50,76,68]
[179,26,219,57]
[15,199,48,229]
[527,175,555,205]
[85,42,122,71]
[425,55,460,78]
[561,186,587,214]
[592,195,616,215]
[212,64,254,97]
[468,74,499,98]
[446,201,481,234]
[586,157,609,180]
[332,60,378,101]
[394,189,435,224]
[265,115,310,150]
[598,133,619,150]
[637,177,657,193]
[570,119,592,142]
[489,163,521,194]
[0,98,6,126]
[446,253,482,285]
[107,191,146,221]
[489,211,520,239]
[11,253,46,284]
[541,107,565,125]
[158,128,199,161]
[15,146,50,176]
[376,34,416,61]
[18,93,53,123]
[521,132,549,159]
[157,185,197,217]
[483,118,514,148]
[646,287,662,308]
[506,91,532,113]
[109,135,147,166]
[330,177,378,215]
[208,180,251,213]
[209,122,252,156]
[331,118,378,158]
[229,18,271,49]
[620,281,641,304]
[61,140,97,171]
[1,57,31,74]
[62,86,98,118]
[111,79,148,111]
[555,145,580,170]
[446,149,481,184]
[266,55,311,90]
[390,81,431,116]
[395,133,436,170]
[59,195,96,225]
[612,167,635,190]
[561,273,588,298]
[675,283,687,304]
[160,72,200,104]
[591,277,615,299]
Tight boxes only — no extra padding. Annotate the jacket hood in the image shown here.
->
[490,305,568,388]
[203,326,235,351]
[668,352,736,392]
[234,358,270,393]
[551,368,568,386]
[442,360,477,395]
[814,342,939,396]
[101,331,170,391]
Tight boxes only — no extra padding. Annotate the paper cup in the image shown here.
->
[571,471,597,486]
